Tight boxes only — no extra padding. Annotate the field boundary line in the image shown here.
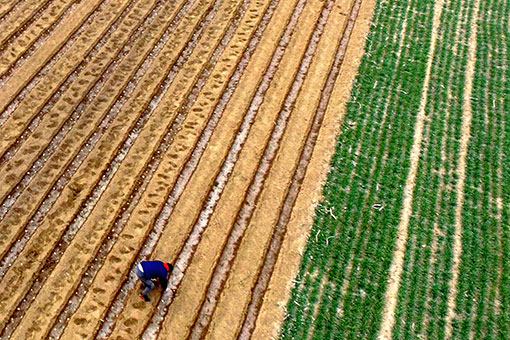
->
[444,0,480,336]
[237,0,362,338]
[377,0,445,338]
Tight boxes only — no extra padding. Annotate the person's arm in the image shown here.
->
[160,275,168,291]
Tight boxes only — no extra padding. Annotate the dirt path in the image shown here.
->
[444,0,481,336]
[0,0,373,338]
[377,0,445,338]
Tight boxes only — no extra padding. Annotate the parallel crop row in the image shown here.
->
[392,0,474,338]
[0,0,229,336]
[279,0,437,338]
[0,0,373,338]
[0,0,77,79]
[0,0,53,48]
[100,0,343,337]
[281,0,510,337]
[0,0,162,264]
[451,0,510,338]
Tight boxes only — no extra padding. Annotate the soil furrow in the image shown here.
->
[0,0,107,115]
[0,0,195,265]
[92,0,284,337]
[187,0,343,336]
[0,0,165,217]
[3,0,241,337]
[49,104,180,340]
[0,7,195,331]
[0,0,214,331]
[50,0,255,336]
[0,0,77,79]
[0,0,160,219]
[0,0,52,47]
[98,0,307,337]
[0,0,104,127]
[0,0,25,22]
[0,0,121,144]
[204,1,360,337]
[0,0,152,269]
[138,0,326,338]
[260,0,376,337]
[237,2,361,338]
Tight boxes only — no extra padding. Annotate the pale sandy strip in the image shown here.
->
[247,0,377,338]
[422,0,470,330]
[338,0,412,316]
[377,0,445,338]
[444,0,480,336]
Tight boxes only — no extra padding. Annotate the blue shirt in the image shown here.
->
[140,260,170,290]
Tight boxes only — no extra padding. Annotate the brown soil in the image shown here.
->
[0,0,374,338]
[249,0,376,338]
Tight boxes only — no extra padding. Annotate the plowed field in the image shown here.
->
[281,0,510,339]
[0,0,374,339]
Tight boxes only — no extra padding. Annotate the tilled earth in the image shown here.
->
[0,0,373,339]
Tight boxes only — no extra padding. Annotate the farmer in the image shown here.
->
[135,260,173,302]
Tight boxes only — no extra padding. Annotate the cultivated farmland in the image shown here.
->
[0,0,375,339]
[1,0,508,339]
[281,0,509,339]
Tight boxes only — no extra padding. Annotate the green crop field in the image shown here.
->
[279,0,510,339]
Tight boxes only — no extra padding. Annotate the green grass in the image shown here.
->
[280,0,435,338]
[392,0,474,338]
[451,0,510,338]
[279,0,510,338]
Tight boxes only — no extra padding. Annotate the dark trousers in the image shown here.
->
[135,266,155,296]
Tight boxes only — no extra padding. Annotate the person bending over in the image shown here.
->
[135,260,173,302]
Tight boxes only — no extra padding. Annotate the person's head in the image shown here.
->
[163,262,173,274]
